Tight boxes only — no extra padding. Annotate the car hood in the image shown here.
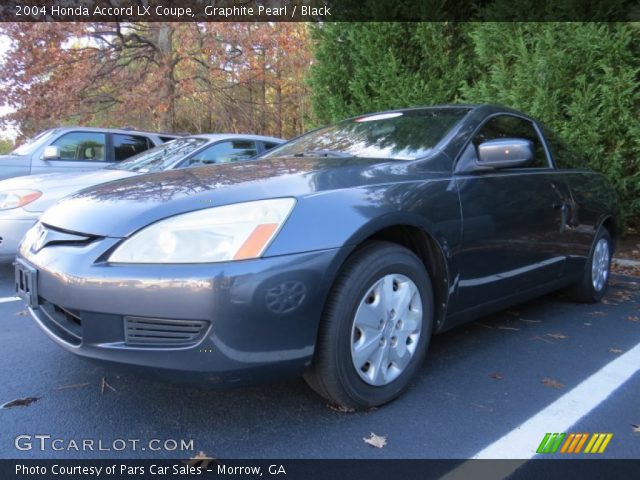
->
[0,169,137,213]
[0,154,23,163]
[40,156,427,237]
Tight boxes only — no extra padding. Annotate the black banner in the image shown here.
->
[0,0,638,22]
[2,459,640,480]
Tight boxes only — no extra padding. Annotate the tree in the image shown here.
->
[308,22,472,124]
[0,22,312,139]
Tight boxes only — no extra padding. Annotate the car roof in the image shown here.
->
[186,133,285,143]
[44,126,183,137]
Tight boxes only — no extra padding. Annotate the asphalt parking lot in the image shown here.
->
[1,263,639,461]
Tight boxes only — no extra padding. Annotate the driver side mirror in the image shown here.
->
[477,138,533,169]
[42,145,60,160]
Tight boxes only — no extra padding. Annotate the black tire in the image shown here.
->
[566,227,612,303]
[304,241,434,409]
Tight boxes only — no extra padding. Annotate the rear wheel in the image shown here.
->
[304,241,434,409]
[566,227,612,303]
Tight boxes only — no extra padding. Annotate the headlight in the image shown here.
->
[0,190,42,210]
[108,198,296,264]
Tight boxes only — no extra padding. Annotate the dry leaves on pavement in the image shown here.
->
[2,397,40,409]
[631,424,640,433]
[541,378,565,389]
[184,451,216,469]
[489,372,504,380]
[363,433,387,449]
[327,404,356,413]
[609,348,624,354]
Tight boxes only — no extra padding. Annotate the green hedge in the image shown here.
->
[309,22,640,228]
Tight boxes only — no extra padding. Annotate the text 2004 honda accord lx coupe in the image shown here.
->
[16,105,618,409]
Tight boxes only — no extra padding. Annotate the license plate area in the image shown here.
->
[15,260,38,308]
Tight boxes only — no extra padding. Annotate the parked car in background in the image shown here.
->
[0,134,284,261]
[15,105,618,409]
[0,127,182,181]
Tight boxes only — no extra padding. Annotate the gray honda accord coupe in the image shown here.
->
[15,105,618,408]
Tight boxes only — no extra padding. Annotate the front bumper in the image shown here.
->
[18,237,342,384]
[0,212,39,262]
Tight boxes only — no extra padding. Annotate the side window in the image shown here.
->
[113,134,150,162]
[472,115,550,168]
[184,141,258,167]
[50,132,106,161]
[262,142,280,151]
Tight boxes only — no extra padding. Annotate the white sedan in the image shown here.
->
[0,133,283,261]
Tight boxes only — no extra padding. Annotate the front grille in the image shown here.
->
[37,300,82,346]
[124,317,209,347]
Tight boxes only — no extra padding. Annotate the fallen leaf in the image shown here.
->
[55,383,90,391]
[609,348,624,354]
[2,397,40,409]
[14,310,27,316]
[184,451,216,469]
[363,432,387,449]
[541,378,565,389]
[100,377,116,394]
[631,424,640,433]
[584,322,592,326]
[627,316,639,323]
[546,333,569,340]
[489,372,504,380]
[498,326,520,331]
[327,404,356,413]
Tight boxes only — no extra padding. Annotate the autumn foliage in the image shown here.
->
[0,22,311,139]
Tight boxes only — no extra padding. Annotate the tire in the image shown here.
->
[566,227,612,303]
[304,241,434,409]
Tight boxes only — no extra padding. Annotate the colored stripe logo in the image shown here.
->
[537,433,613,454]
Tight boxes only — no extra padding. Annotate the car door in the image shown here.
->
[450,114,573,313]
[31,131,109,175]
[179,140,259,168]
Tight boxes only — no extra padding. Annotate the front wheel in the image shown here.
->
[304,241,434,409]
[566,227,612,303]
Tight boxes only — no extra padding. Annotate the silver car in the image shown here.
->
[0,134,283,261]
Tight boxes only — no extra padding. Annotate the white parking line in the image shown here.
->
[442,341,640,478]
[0,296,21,304]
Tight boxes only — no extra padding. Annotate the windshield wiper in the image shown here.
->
[293,149,351,158]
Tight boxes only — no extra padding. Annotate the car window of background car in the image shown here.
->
[10,129,59,156]
[113,134,151,161]
[262,142,280,151]
[472,115,550,168]
[50,132,106,161]
[112,137,208,173]
[183,140,259,167]
[262,108,470,160]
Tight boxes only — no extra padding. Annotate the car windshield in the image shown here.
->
[110,137,209,172]
[263,108,470,160]
[10,129,59,156]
